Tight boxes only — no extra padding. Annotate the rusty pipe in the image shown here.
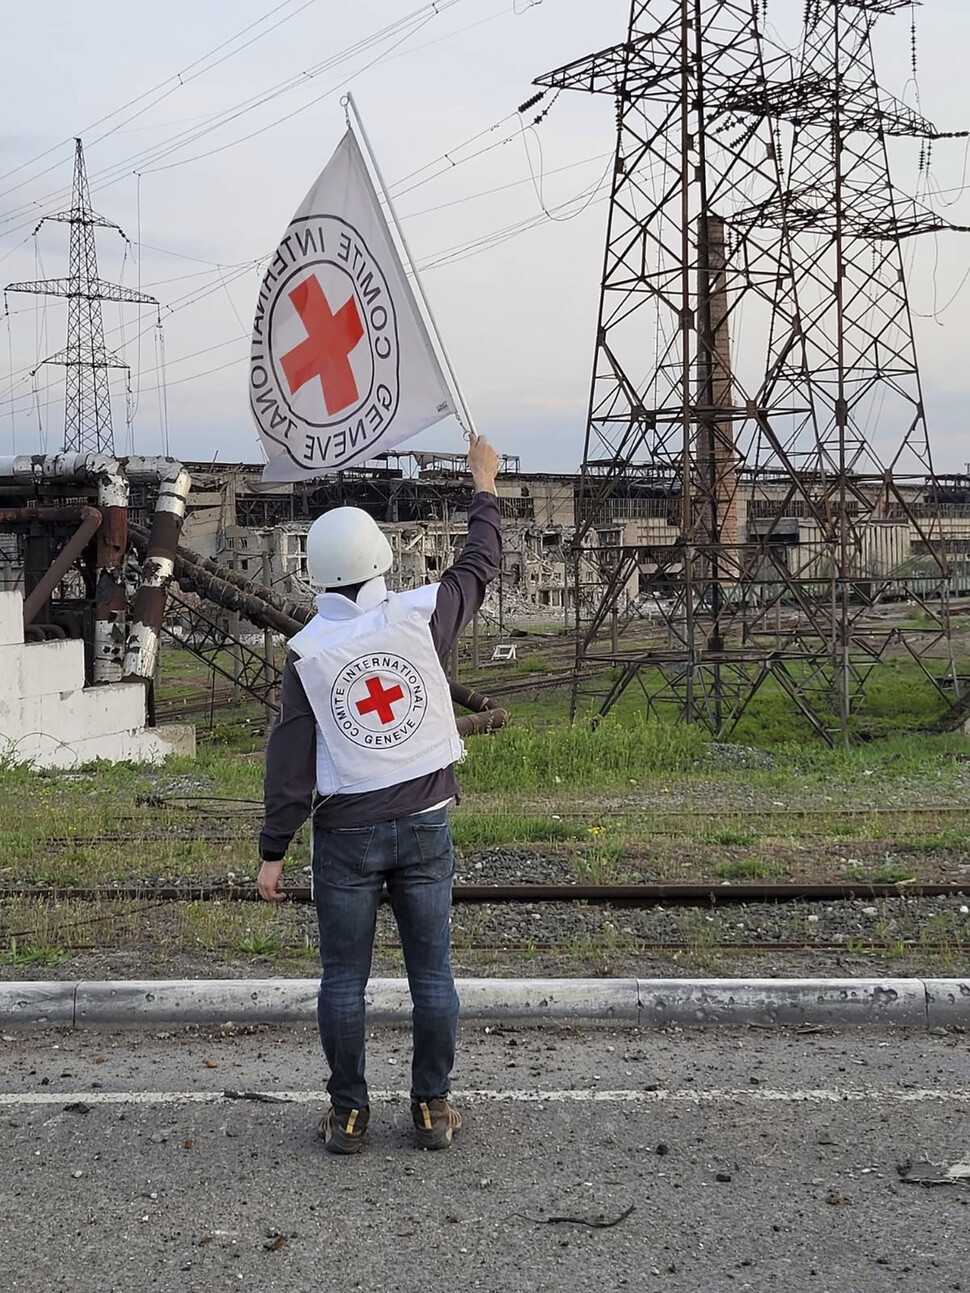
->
[129,530,306,639]
[92,470,129,684]
[456,707,508,737]
[0,507,93,525]
[21,506,102,628]
[130,523,313,627]
[450,680,497,713]
[123,462,191,683]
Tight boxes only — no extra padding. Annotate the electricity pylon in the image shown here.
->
[6,138,158,455]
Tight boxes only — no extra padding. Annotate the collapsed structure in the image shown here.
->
[175,455,970,623]
[0,454,195,767]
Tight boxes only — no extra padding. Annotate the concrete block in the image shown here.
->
[0,696,27,740]
[0,695,44,753]
[0,682,192,770]
[40,733,118,768]
[0,591,23,647]
[0,981,76,1026]
[63,732,151,767]
[0,639,86,701]
[41,682,147,742]
[65,724,195,767]
[74,979,318,1026]
[23,639,86,695]
[3,732,73,768]
[150,724,196,759]
[637,978,928,1027]
[924,979,970,1028]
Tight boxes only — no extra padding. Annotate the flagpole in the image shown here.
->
[342,92,478,439]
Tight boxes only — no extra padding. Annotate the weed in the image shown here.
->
[518,655,553,675]
[841,859,917,884]
[1,936,69,967]
[234,931,283,957]
[899,829,970,854]
[831,822,868,840]
[712,857,786,880]
[871,861,917,884]
[701,828,756,848]
[286,933,318,960]
[573,842,629,885]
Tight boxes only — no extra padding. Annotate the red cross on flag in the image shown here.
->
[251,129,456,481]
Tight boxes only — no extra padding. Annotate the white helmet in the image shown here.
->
[305,506,393,590]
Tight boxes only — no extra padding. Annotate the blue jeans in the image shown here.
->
[311,807,460,1109]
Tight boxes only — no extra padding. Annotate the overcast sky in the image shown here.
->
[2,0,970,475]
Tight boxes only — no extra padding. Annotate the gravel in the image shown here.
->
[706,744,779,771]
[2,886,966,985]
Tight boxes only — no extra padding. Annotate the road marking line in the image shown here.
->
[0,1088,969,1107]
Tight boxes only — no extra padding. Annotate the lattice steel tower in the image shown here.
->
[536,0,964,746]
[6,138,158,455]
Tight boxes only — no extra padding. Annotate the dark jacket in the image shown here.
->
[259,492,501,860]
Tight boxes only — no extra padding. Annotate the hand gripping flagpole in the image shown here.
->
[342,92,478,441]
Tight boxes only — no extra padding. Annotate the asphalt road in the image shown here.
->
[0,1022,968,1292]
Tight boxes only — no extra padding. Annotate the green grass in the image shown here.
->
[841,859,918,885]
[451,814,585,849]
[461,717,707,792]
[517,655,554,675]
[712,857,787,880]
[0,936,69,967]
[898,829,970,853]
[701,828,757,848]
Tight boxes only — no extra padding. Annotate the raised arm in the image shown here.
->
[431,433,502,659]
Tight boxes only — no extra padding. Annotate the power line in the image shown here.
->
[0,0,476,235]
[0,0,324,196]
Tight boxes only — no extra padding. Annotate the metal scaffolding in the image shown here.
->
[535,0,965,745]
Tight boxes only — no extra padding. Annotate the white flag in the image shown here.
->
[250,129,455,482]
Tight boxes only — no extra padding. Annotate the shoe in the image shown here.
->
[411,1097,462,1151]
[319,1105,370,1155]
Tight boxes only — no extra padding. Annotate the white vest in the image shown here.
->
[288,582,464,797]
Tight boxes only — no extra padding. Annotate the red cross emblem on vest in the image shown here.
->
[280,275,363,416]
[355,676,404,726]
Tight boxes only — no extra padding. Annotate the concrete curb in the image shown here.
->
[0,981,76,1026]
[924,979,970,1029]
[637,979,930,1028]
[1,977,968,1029]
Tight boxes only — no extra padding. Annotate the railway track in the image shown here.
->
[32,799,970,821]
[154,664,588,721]
[4,881,969,904]
[16,939,962,957]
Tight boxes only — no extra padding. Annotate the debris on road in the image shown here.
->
[222,1089,291,1104]
[897,1159,970,1187]
[514,1204,636,1229]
